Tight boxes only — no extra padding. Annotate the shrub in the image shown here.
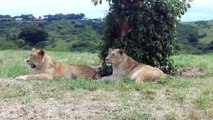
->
[95,0,191,75]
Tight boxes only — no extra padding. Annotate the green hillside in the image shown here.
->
[185,20,213,44]
[175,20,213,54]
[1,19,213,54]
[0,20,102,52]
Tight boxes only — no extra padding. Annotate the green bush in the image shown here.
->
[69,41,97,52]
[96,0,191,75]
[0,39,19,50]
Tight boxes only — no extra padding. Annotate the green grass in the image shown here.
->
[195,88,213,109]
[171,54,213,77]
[0,50,213,119]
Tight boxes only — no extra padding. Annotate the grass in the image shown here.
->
[171,54,213,77]
[0,50,213,119]
[195,88,213,109]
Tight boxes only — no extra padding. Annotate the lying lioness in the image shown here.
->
[15,48,97,80]
[104,48,165,83]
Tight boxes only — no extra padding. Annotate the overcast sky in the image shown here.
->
[0,0,212,22]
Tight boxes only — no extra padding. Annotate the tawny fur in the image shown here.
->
[104,48,165,83]
[15,48,97,80]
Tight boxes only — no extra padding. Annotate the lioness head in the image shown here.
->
[26,48,45,68]
[105,48,125,66]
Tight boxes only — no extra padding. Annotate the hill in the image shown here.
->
[173,20,213,54]
[0,19,103,52]
[185,20,213,44]
[0,19,213,54]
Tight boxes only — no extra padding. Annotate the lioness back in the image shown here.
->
[105,48,165,83]
[130,65,165,82]
[70,65,97,78]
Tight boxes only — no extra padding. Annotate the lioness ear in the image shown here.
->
[119,49,124,55]
[38,49,45,57]
[32,48,36,52]
[108,48,113,52]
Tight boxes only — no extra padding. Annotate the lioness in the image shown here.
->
[104,48,165,83]
[15,48,97,80]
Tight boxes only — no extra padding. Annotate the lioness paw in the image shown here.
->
[15,76,27,81]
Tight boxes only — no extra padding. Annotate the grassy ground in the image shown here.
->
[0,50,212,120]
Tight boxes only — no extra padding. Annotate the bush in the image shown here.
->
[0,39,19,50]
[18,28,48,47]
[97,0,191,75]
[69,41,97,52]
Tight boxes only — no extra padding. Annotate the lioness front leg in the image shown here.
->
[135,76,144,83]
[15,73,53,80]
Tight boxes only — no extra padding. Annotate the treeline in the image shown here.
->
[43,13,85,20]
[0,13,86,21]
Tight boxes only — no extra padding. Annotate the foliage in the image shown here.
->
[1,13,213,54]
[176,23,199,43]
[69,41,97,52]
[200,41,213,53]
[18,27,48,47]
[94,0,191,75]
[20,14,35,20]
[0,19,102,51]
[0,13,85,21]
[43,13,85,21]
[0,39,19,50]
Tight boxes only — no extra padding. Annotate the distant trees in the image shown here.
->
[44,13,85,21]
[20,14,35,20]
[0,14,34,20]
[0,15,11,18]
[176,23,199,44]
[18,28,48,47]
[0,13,85,21]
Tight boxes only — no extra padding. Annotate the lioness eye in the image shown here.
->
[112,53,115,56]
[30,54,35,57]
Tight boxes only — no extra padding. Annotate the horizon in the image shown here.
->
[1,13,213,22]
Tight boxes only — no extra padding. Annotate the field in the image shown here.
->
[0,50,213,120]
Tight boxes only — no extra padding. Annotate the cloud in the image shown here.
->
[181,0,213,21]
[0,0,109,18]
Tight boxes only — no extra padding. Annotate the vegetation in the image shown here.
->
[18,28,48,47]
[0,13,86,21]
[0,14,213,55]
[0,19,103,52]
[0,50,212,119]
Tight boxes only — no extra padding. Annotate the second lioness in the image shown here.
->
[15,48,98,80]
[104,48,165,83]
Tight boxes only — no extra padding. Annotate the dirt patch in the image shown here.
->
[0,87,121,120]
[182,68,201,77]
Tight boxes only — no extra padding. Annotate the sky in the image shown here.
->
[0,0,212,22]
[181,0,213,21]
